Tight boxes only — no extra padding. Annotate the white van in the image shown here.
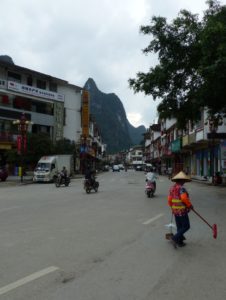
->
[33,155,73,182]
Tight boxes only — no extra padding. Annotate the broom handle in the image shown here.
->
[170,212,173,233]
[191,208,213,229]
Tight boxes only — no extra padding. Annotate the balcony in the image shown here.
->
[182,132,196,150]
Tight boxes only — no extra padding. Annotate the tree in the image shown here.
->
[199,1,226,115]
[25,132,54,166]
[6,133,54,172]
[53,138,76,154]
[129,0,226,128]
[6,134,77,172]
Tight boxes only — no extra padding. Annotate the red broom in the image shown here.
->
[191,208,217,239]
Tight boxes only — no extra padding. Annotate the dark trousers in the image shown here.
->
[173,214,190,244]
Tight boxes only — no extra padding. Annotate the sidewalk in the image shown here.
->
[1,174,84,187]
[191,177,226,186]
[164,175,226,186]
[2,175,33,186]
[191,177,212,185]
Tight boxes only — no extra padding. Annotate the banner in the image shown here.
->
[17,135,27,154]
[23,135,27,152]
[17,136,22,154]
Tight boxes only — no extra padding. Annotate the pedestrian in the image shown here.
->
[168,171,193,248]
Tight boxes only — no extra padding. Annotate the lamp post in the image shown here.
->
[13,113,32,182]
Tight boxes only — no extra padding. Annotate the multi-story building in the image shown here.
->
[0,58,106,173]
[128,145,144,169]
[145,111,226,182]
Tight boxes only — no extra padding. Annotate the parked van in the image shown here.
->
[33,155,74,182]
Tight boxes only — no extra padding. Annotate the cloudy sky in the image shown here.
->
[1,0,225,128]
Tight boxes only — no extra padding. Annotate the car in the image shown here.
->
[135,165,143,171]
[0,167,8,181]
[112,165,120,172]
[102,165,110,172]
[118,164,124,170]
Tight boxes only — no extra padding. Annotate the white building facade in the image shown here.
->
[0,59,83,150]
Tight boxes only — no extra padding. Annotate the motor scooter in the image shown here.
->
[84,178,99,193]
[145,180,155,198]
[55,172,70,187]
[213,172,222,185]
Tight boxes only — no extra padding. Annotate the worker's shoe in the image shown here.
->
[170,237,177,249]
[177,242,186,247]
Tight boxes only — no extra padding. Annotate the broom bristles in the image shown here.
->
[213,224,217,239]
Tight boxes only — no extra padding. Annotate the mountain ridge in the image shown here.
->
[84,78,146,154]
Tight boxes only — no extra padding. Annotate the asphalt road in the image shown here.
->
[0,170,225,299]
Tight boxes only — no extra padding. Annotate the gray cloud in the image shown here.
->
[1,0,224,127]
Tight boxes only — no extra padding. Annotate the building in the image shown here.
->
[145,110,226,182]
[128,145,144,169]
[0,58,106,173]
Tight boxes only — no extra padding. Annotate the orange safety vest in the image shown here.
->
[168,183,192,215]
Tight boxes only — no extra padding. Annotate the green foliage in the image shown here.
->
[53,138,76,154]
[199,3,226,115]
[5,149,19,165]
[26,132,53,161]
[129,0,226,128]
[6,134,76,169]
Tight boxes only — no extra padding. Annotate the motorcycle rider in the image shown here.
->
[84,167,96,186]
[60,166,68,183]
[145,167,157,191]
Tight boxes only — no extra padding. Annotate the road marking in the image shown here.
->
[0,206,21,214]
[0,266,59,296]
[142,213,164,225]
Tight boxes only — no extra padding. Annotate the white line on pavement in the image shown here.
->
[0,206,21,214]
[142,213,164,225]
[0,266,59,296]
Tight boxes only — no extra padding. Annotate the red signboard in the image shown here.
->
[17,136,22,154]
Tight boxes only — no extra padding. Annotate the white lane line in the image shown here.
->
[0,206,21,214]
[0,266,59,296]
[142,213,164,225]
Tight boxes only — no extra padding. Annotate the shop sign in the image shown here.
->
[189,132,196,144]
[8,81,64,101]
[171,139,181,153]
[182,135,189,146]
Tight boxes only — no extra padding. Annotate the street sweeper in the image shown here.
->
[167,171,193,248]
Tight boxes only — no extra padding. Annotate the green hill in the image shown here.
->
[84,78,146,153]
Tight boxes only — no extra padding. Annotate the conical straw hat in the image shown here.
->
[172,171,191,182]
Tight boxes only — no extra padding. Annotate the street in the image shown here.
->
[0,170,225,299]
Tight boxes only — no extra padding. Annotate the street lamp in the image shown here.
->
[13,113,33,182]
